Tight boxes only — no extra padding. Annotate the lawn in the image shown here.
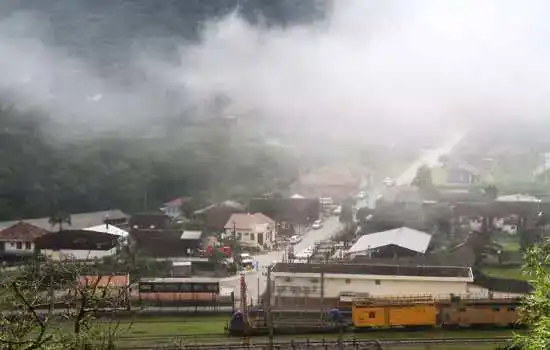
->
[88,316,519,347]
[482,266,529,281]
[48,316,522,348]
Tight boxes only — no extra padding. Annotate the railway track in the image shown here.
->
[121,336,512,349]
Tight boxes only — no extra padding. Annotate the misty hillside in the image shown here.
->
[1,0,328,70]
[0,0,331,220]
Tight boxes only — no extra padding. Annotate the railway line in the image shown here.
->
[121,336,512,349]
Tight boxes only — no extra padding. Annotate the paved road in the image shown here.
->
[222,132,466,304]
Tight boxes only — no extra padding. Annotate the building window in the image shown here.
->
[345,279,351,284]
[375,279,381,285]
[10,242,15,247]
[368,312,376,319]
[16,242,22,249]
[25,242,32,250]
[250,233,255,241]
[284,277,292,282]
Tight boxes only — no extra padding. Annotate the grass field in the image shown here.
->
[482,266,528,281]
[70,316,521,348]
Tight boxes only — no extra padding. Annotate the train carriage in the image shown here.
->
[351,295,521,330]
[439,298,520,328]
[136,277,234,307]
[352,296,437,329]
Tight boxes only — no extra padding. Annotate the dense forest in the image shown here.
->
[0,0,330,220]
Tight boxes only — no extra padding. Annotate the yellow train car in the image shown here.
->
[388,305,437,327]
[352,296,437,328]
[352,306,386,327]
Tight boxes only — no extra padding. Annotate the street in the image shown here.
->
[221,132,465,304]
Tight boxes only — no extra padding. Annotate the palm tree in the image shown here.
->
[48,212,72,231]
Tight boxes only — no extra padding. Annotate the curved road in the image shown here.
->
[222,132,465,304]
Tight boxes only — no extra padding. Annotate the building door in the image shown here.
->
[257,233,264,246]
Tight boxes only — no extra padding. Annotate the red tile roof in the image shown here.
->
[163,197,184,207]
[0,222,50,241]
[77,275,129,288]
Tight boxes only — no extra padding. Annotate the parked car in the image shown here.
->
[333,206,342,215]
[312,220,323,230]
[383,177,395,186]
[357,191,366,199]
[289,235,302,244]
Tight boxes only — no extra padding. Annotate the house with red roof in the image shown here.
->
[0,222,50,256]
[224,213,276,250]
[160,197,185,218]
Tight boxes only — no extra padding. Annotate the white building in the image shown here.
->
[0,222,48,255]
[223,213,276,250]
[346,227,432,259]
[38,225,129,261]
[271,263,475,302]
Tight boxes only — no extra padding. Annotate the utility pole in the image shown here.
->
[257,275,260,305]
[320,271,325,318]
[266,265,274,349]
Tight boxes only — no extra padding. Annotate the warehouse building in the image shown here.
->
[270,263,475,309]
[346,227,432,259]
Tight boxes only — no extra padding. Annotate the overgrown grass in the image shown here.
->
[482,266,528,281]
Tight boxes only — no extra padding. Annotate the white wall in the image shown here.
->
[224,224,275,250]
[41,248,117,261]
[466,284,525,299]
[3,240,35,253]
[273,274,472,299]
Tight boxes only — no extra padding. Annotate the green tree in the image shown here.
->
[411,165,439,199]
[514,239,550,349]
[48,212,72,232]
[0,258,131,349]
[339,197,355,224]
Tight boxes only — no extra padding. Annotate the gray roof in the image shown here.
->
[0,209,128,231]
[193,200,245,215]
[180,230,203,240]
[348,227,432,254]
[272,263,472,279]
[496,194,541,203]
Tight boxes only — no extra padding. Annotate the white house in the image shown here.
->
[224,213,276,250]
[271,263,475,303]
[0,222,49,255]
[160,197,185,219]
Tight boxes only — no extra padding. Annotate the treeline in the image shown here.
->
[0,105,298,220]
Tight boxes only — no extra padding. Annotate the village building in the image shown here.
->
[75,274,130,305]
[0,222,50,257]
[160,197,186,219]
[35,225,128,261]
[270,263,475,309]
[249,198,320,236]
[0,209,129,232]
[292,165,364,204]
[347,227,432,259]
[192,200,246,233]
[431,161,484,187]
[223,213,276,250]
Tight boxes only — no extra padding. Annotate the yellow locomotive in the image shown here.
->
[351,295,522,329]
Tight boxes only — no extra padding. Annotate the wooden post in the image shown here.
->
[266,266,274,349]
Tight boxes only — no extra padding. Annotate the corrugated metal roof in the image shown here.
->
[272,263,471,279]
[0,209,128,231]
[496,194,541,203]
[348,227,432,254]
[84,224,128,237]
[180,230,203,240]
